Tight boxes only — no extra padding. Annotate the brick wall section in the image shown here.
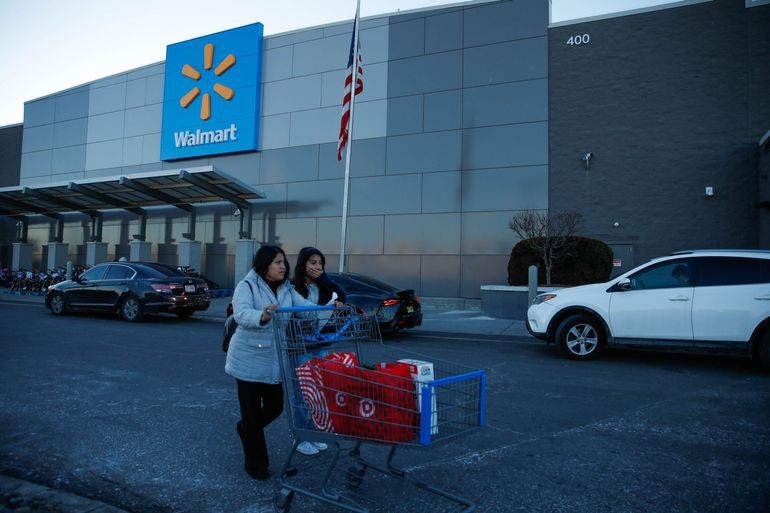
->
[0,124,22,187]
[760,138,770,248]
[549,0,770,265]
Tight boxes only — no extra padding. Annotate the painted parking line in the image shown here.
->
[410,332,541,345]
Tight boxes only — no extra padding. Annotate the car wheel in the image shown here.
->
[176,309,194,319]
[555,314,605,360]
[120,295,144,322]
[49,292,67,315]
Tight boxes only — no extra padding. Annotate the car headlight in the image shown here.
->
[532,293,557,305]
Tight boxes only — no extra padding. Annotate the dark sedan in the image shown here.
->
[45,261,210,322]
[326,273,422,333]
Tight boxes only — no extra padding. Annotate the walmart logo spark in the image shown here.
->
[179,43,236,120]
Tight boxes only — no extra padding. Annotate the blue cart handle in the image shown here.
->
[274,305,338,312]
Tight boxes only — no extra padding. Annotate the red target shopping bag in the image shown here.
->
[334,362,417,443]
[297,354,417,442]
[296,352,357,432]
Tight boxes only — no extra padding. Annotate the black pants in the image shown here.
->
[235,379,284,471]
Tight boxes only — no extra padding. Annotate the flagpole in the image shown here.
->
[339,0,361,273]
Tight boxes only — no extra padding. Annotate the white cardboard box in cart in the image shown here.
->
[398,359,438,435]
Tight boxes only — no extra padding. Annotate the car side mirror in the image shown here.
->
[616,278,631,291]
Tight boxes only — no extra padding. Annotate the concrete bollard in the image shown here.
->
[66,261,73,281]
[527,265,538,306]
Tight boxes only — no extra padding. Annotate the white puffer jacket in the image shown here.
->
[224,269,314,383]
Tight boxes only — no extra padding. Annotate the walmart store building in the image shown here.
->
[0,0,768,298]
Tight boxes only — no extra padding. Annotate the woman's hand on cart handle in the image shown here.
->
[261,304,279,323]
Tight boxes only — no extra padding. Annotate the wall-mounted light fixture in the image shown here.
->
[705,186,714,197]
[581,152,594,170]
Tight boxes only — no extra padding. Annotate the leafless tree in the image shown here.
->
[509,210,583,285]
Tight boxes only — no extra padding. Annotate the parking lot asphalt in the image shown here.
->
[0,291,528,513]
[3,292,768,513]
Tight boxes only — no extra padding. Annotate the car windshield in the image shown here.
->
[136,263,186,278]
[336,274,400,293]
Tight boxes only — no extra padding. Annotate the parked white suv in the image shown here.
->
[526,250,770,367]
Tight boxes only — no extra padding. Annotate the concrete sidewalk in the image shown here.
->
[416,302,530,337]
[198,295,530,337]
[0,290,530,338]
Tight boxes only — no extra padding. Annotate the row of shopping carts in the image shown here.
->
[271,305,486,513]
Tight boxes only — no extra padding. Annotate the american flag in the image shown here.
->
[337,16,363,161]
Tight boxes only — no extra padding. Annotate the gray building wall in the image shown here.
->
[0,124,22,266]
[12,0,549,296]
[549,0,770,271]
[0,124,22,187]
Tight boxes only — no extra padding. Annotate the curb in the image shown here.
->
[0,474,130,513]
[0,289,45,296]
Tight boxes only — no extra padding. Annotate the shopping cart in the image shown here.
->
[271,305,486,513]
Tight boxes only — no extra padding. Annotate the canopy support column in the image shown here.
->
[88,211,103,242]
[14,217,28,243]
[182,207,197,241]
[132,212,147,242]
[238,205,253,240]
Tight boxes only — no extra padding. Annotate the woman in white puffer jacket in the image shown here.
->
[225,245,314,480]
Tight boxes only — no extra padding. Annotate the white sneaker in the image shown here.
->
[296,441,319,455]
[312,442,328,451]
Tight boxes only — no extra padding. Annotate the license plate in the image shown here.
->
[184,285,196,293]
[406,306,414,313]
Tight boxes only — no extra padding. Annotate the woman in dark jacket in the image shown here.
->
[293,246,346,306]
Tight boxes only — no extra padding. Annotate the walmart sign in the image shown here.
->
[160,23,263,160]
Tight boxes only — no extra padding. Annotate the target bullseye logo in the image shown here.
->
[335,392,347,407]
[358,398,375,418]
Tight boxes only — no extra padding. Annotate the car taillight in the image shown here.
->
[415,295,420,303]
[382,299,400,306]
[151,284,173,292]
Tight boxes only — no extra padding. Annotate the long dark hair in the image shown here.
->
[293,246,331,304]
[252,245,290,283]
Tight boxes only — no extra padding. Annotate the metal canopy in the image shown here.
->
[0,166,264,216]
